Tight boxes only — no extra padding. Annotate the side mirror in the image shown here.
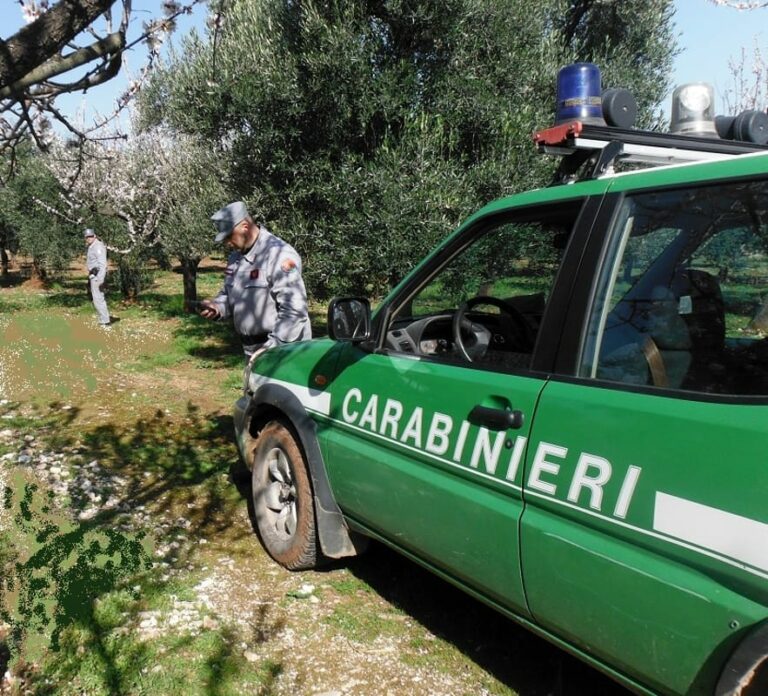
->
[328,297,371,342]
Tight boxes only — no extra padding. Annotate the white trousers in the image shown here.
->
[89,278,110,325]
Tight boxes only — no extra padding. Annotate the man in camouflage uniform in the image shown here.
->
[84,228,111,327]
[199,202,311,360]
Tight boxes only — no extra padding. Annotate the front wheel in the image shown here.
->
[252,421,319,570]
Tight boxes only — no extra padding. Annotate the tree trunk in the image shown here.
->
[32,257,47,282]
[0,247,8,277]
[181,257,200,313]
[117,257,142,301]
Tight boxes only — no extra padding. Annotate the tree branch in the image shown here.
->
[0,0,117,89]
[0,31,124,99]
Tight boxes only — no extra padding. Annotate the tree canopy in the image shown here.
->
[141,0,678,298]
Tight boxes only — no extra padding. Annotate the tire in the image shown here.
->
[251,421,318,570]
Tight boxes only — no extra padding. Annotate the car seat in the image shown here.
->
[597,286,692,389]
[670,269,727,392]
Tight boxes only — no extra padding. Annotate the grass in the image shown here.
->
[0,265,273,693]
[0,395,284,695]
[0,261,630,696]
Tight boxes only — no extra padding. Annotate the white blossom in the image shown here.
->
[162,1,183,16]
[206,12,225,31]
[19,0,48,23]
[709,0,768,7]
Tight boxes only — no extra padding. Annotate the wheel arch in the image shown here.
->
[244,382,363,559]
[716,619,768,696]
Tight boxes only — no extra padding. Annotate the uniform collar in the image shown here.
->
[243,225,269,262]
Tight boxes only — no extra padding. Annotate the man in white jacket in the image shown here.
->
[84,228,111,327]
[199,201,311,361]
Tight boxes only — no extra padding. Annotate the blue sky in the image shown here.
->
[672,1,766,112]
[6,1,766,130]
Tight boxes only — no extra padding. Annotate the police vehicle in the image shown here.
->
[234,65,768,695]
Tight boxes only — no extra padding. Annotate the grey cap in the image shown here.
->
[211,201,249,243]
[83,228,95,238]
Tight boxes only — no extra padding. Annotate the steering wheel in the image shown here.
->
[453,296,534,363]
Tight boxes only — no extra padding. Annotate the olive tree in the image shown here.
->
[141,0,677,299]
[0,148,79,281]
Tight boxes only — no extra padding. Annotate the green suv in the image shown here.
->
[234,126,768,696]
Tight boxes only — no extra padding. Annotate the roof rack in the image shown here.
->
[534,121,768,184]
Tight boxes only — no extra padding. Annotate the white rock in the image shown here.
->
[295,583,315,598]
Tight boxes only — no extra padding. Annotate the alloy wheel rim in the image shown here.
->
[263,447,297,539]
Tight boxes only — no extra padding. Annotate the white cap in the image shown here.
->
[211,201,249,243]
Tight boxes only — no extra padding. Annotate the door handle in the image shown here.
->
[468,405,524,430]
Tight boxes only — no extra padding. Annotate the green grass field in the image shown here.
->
[0,262,628,696]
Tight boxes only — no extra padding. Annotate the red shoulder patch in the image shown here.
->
[281,258,297,273]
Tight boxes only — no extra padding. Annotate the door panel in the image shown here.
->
[521,382,768,695]
[322,201,592,614]
[324,348,544,614]
[522,181,768,695]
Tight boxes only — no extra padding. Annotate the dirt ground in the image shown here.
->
[0,269,630,696]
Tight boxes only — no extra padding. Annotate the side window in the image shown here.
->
[385,203,581,372]
[581,180,768,396]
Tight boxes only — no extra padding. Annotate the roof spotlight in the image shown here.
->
[602,88,637,129]
[716,110,768,145]
[670,83,718,137]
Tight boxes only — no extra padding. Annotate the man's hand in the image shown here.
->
[247,346,268,366]
[197,300,220,320]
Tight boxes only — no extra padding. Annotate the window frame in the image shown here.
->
[563,176,768,404]
[371,197,602,376]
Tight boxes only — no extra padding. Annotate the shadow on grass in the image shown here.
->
[0,271,25,288]
[342,543,631,696]
[171,264,225,275]
[228,445,629,696]
[40,276,120,311]
[0,401,267,695]
[0,632,9,680]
